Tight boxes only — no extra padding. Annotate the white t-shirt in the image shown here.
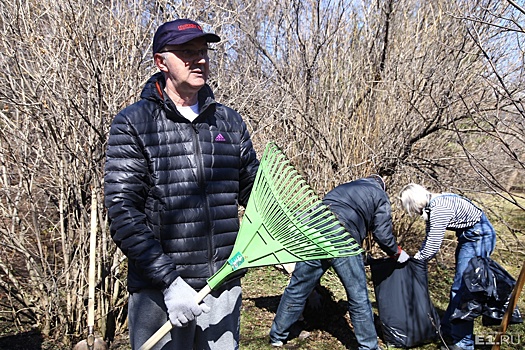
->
[177,103,199,122]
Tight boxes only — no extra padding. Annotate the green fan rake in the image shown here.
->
[139,142,363,350]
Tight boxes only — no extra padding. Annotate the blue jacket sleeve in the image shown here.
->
[370,193,399,256]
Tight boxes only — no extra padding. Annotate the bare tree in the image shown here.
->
[217,0,499,189]
[453,1,525,194]
[0,0,158,345]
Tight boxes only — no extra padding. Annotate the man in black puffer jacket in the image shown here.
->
[104,19,259,350]
[269,175,408,349]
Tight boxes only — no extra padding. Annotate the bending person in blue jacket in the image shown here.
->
[104,19,259,350]
[399,183,496,350]
[269,175,408,350]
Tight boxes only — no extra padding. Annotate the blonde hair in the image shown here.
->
[399,183,430,216]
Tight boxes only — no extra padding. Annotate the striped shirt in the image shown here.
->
[414,193,482,261]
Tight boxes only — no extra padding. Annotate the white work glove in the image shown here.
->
[397,249,410,263]
[163,277,210,327]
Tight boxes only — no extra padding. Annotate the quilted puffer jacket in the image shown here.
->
[104,72,259,292]
[322,177,398,256]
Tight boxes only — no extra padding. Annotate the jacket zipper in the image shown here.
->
[191,123,215,277]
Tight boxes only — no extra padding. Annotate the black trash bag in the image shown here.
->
[450,256,523,325]
[370,258,440,348]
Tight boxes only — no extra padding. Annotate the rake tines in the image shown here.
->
[207,142,362,289]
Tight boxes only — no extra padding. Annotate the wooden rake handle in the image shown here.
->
[88,188,97,331]
[491,261,525,350]
[138,285,212,350]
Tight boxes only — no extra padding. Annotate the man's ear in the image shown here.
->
[154,53,168,72]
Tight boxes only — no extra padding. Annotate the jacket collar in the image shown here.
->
[140,72,216,118]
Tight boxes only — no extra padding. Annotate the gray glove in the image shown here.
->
[397,249,410,263]
[163,277,210,327]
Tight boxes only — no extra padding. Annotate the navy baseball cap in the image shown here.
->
[153,19,221,54]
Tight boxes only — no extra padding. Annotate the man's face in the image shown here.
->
[156,37,210,94]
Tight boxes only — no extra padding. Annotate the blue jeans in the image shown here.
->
[270,254,380,350]
[441,213,496,350]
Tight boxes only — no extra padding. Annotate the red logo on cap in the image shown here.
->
[178,24,202,31]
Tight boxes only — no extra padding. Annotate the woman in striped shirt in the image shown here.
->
[399,183,496,350]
